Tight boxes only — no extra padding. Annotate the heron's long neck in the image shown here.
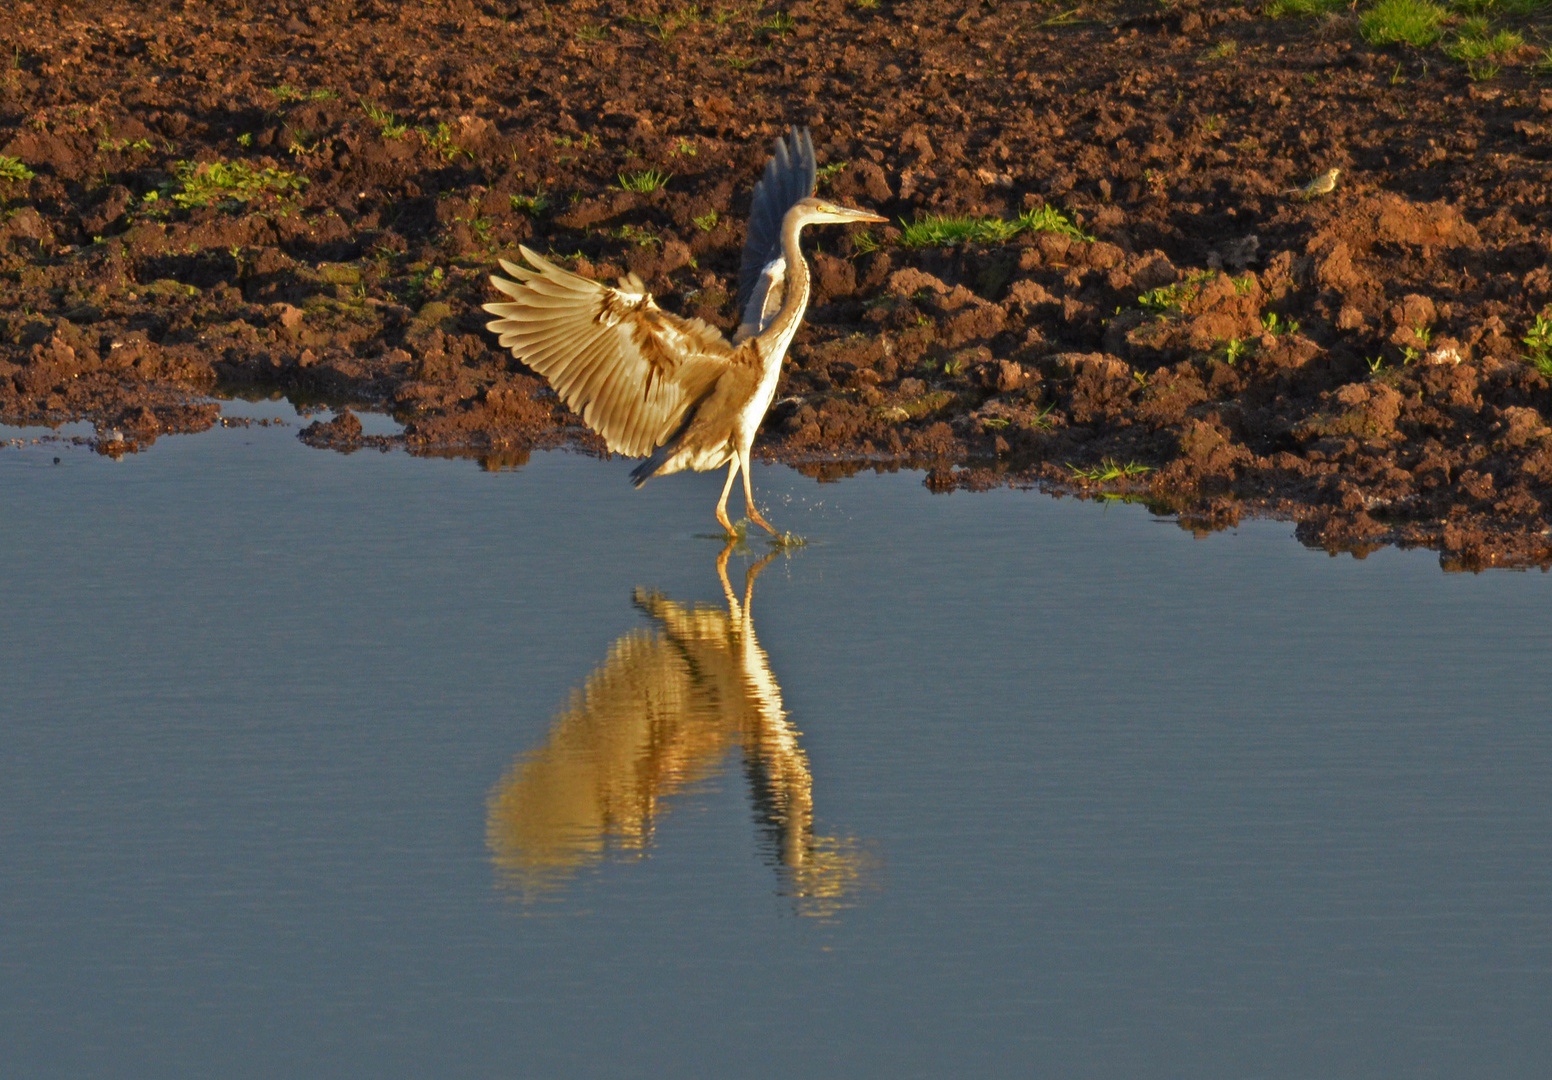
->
[753,211,810,366]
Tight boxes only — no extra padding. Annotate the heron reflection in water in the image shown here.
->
[486,546,867,917]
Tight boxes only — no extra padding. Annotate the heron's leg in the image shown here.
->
[744,550,778,612]
[716,541,741,616]
[738,446,778,535]
[715,458,739,535]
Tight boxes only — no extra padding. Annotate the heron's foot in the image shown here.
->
[746,507,779,536]
[767,530,808,550]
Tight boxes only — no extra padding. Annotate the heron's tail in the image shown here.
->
[629,445,671,488]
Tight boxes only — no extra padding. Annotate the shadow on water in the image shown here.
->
[485,543,871,918]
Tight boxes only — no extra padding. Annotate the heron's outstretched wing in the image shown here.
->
[484,246,736,458]
[735,127,815,325]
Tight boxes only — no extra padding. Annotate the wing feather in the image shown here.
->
[484,246,736,458]
[581,337,637,436]
[735,127,816,318]
[575,329,631,406]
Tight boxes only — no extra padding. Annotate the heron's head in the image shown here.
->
[792,197,888,227]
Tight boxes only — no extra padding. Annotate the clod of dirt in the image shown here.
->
[299,409,365,450]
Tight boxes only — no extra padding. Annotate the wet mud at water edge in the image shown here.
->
[5,0,1552,568]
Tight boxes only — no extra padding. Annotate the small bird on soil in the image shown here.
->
[484,127,886,536]
[1283,168,1340,199]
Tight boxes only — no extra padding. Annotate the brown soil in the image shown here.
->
[4,0,1552,568]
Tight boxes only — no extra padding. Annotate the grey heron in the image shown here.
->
[483,127,885,535]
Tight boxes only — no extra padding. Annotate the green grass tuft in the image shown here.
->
[757,12,797,36]
[1040,7,1085,26]
[270,84,338,103]
[1261,311,1301,336]
[421,122,473,161]
[610,223,660,247]
[618,168,671,192]
[1068,458,1153,482]
[0,154,36,183]
[510,191,550,216]
[360,100,410,140]
[899,214,1021,247]
[1359,0,1448,47]
[170,159,308,208]
[1454,0,1552,12]
[1136,270,1218,315]
[1523,308,1552,378]
[1447,21,1522,78]
[1139,283,1192,313]
[98,137,155,153]
[897,205,1088,249]
[1016,204,1091,239]
[1219,337,1251,365]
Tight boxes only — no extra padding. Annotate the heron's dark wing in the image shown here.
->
[484,247,735,458]
[735,127,816,319]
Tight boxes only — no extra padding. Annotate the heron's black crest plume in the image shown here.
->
[736,127,816,316]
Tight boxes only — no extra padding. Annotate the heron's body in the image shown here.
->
[636,204,815,489]
[484,127,884,535]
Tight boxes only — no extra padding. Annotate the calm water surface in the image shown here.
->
[2,404,1550,1078]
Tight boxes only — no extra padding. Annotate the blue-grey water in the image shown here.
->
[2,403,1550,1079]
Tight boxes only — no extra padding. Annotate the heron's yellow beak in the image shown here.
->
[814,203,887,225]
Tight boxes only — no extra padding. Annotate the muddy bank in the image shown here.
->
[3,0,1552,567]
